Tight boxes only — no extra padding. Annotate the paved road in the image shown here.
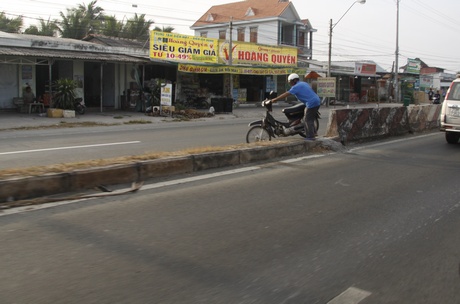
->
[0,104,338,171]
[1,131,458,303]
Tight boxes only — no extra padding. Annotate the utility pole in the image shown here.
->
[327,18,333,107]
[228,17,233,100]
[327,1,366,107]
[394,0,400,103]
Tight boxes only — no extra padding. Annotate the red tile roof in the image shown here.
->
[192,0,292,27]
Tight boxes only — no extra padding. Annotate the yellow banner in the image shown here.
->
[178,64,301,75]
[219,41,297,67]
[150,31,218,63]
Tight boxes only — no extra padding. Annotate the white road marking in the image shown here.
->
[327,287,372,304]
[280,153,331,163]
[0,141,141,155]
[1,154,328,215]
[335,179,350,187]
[348,132,438,153]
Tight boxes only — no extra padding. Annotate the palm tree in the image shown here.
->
[58,0,104,39]
[0,12,23,33]
[122,13,153,40]
[101,15,124,37]
[24,17,59,36]
[78,0,104,35]
[153,26,175,33]
[59,9,86,39]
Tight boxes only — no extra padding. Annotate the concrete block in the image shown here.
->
[139,156,193,179]
[63,110,75,118]
[193,150,240,171]
[47,108,63,118]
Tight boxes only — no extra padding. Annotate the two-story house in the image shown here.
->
[188,0,316,102]
[191,0,314,60]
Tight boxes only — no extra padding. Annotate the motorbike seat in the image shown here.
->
[282,103,305,115]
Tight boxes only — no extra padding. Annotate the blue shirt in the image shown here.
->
[289,81,321,108]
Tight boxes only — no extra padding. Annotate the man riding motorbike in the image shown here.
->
[266,73,321,140]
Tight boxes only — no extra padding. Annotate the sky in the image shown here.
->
[4,0,460,73]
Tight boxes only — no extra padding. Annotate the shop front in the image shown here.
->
[149,31,300,108]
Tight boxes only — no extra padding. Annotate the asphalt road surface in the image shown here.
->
[1,131,459,304]
[0,108,329,171]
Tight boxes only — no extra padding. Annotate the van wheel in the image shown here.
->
[445,132,460,144]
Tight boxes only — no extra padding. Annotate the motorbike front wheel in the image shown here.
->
[246,126,271,143]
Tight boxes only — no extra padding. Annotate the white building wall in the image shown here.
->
[73,61,84,100]
[0,64,19,108]
[195,21,279,46]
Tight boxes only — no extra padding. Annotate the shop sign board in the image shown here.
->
[150,31,297,67]
[219,41,297,67]
[354,63,376,75]
[316,77,336,98]
[406,58,421,74]
[178,64,298,75]
[160,83,173,106]
[419,75,433,89]
[150,31,218,63]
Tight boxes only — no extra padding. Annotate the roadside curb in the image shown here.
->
[1,140,323,203]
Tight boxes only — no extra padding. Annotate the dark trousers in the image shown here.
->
[304,106,320,138]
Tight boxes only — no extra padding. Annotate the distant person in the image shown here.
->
[23,86,35,104]
[433,90,441,104]
[427,88,434,102]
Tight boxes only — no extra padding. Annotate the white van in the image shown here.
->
[440,76,460,144]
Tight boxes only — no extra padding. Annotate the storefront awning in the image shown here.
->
[178,63,304,75]
[0,47,149,64]
[305,71,322,79]
[331,70,381,78]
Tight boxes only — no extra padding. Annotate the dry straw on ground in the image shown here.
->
[0,141,296,180]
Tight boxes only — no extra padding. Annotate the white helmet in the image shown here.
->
[288,73,300,81]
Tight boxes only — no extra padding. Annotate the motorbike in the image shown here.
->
[432,94,441,105]
[74,98,86,114]
[246,93,320,143]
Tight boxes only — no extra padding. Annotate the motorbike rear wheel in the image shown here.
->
[246,126,271,143]
[300,117,319,138]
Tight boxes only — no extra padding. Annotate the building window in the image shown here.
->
[206,13,215,22]
[219,30,226,40]
[245,7,255,17]
[299,31,305,46]
[200,32,207,38]
[237,28,245,42]
[250,27,258,43]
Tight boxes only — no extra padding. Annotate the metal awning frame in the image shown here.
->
[0,56,50,65]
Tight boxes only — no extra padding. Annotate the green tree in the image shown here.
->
[53,78,77,110]
[0,12,23,33]
[122,13,153,40]
[24,17,59,36]
[58,0,104,39]
[59,8,85,39]
[78,0,104,35]
[153,26,174,33]
[101,15,124,37]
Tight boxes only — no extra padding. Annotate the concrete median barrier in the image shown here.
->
[1,141,321,203]
[325,104,441,143]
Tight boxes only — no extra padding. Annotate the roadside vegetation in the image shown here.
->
[1,0,173,39]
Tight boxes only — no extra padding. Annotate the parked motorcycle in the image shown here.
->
[74,98,86,114]
[246,93,320,143]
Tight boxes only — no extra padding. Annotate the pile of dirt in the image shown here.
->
[146,109,213,120]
